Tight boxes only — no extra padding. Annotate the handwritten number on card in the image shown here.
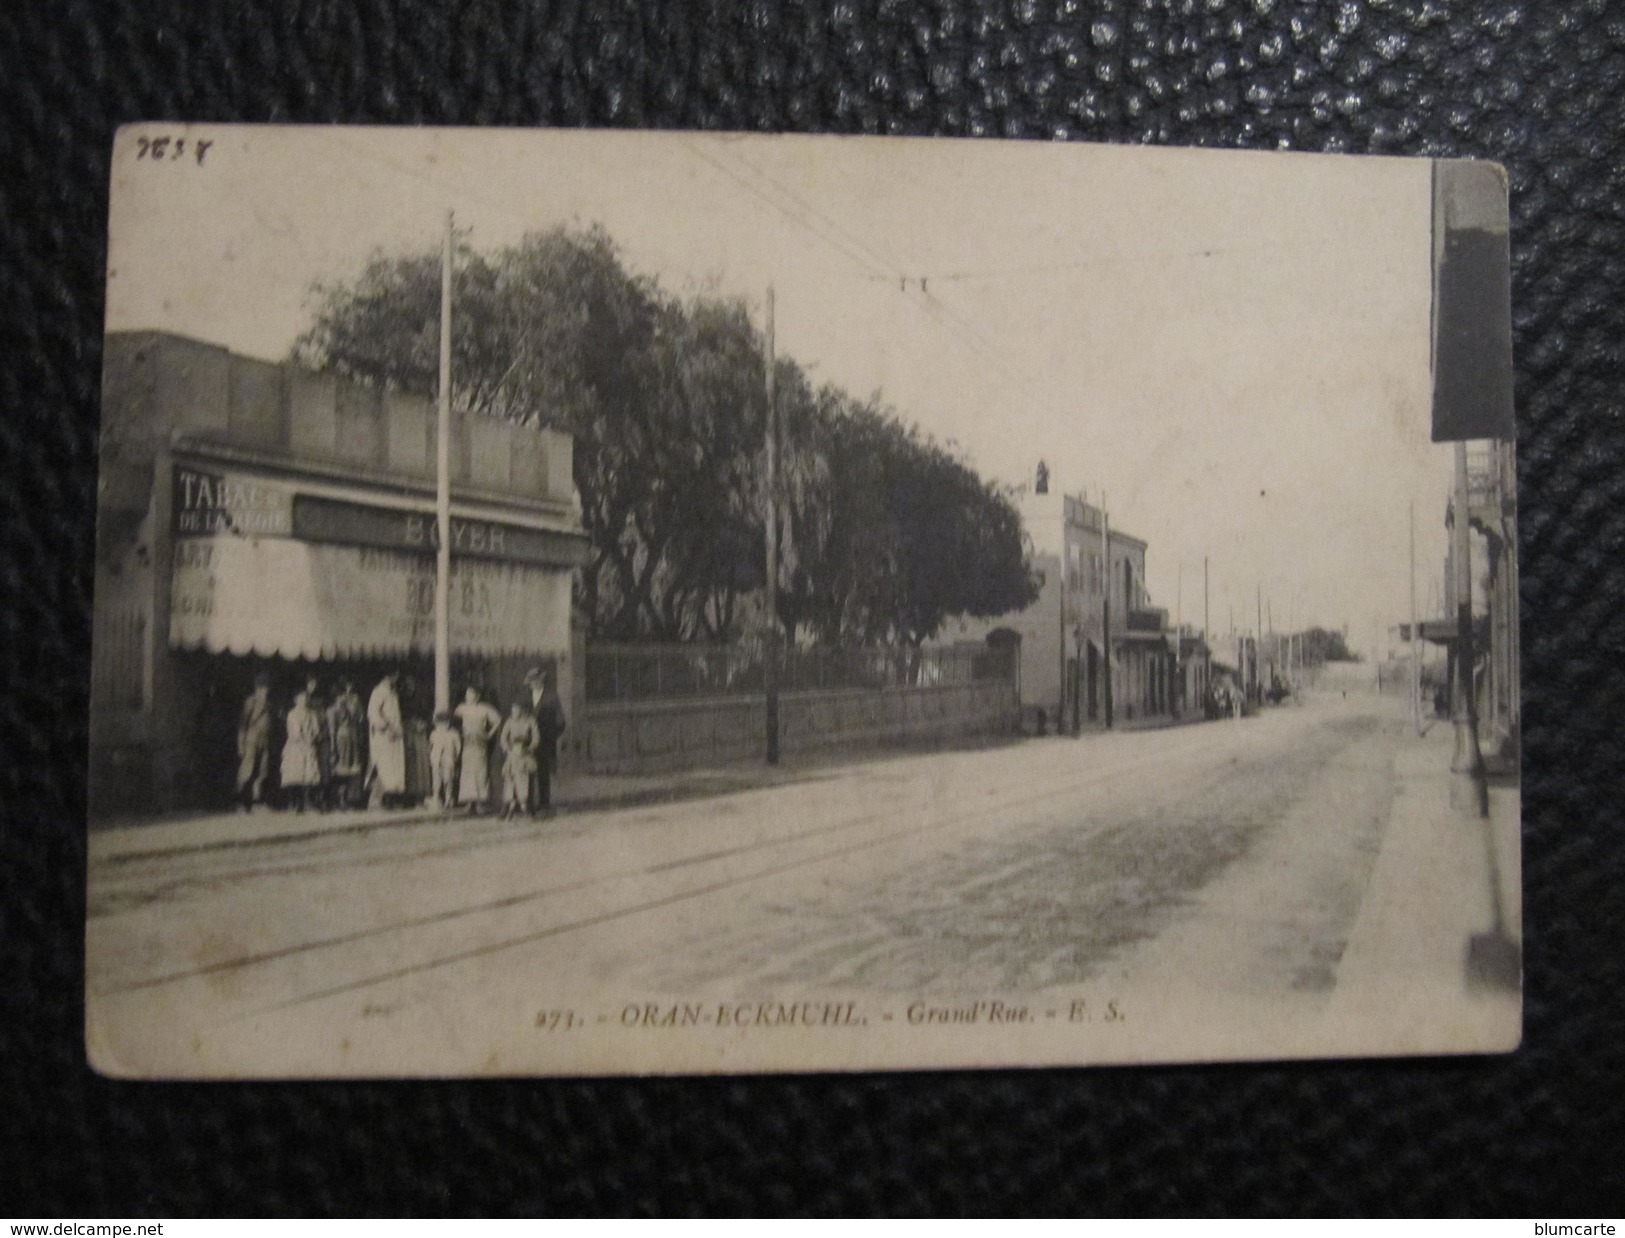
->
[134,135,213,165]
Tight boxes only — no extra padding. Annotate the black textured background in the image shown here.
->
[4,0,1623,1217]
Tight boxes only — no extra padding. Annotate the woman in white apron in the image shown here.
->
[366,672,407,808]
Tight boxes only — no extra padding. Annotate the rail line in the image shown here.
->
[196,727,1281,1013]
[107,725,1256,999]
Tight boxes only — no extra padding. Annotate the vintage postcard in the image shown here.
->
[88,127,1520,1077]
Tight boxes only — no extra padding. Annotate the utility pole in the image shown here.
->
[1452,442,1487,813]
[1203,556,1210,710]
[1057,488,1068,737]
[433,210,453,718]
[1410,499,1421,735]
[1071,492,1083,737]
[1175,562,1183,717]
[1291,597,1299,697]
[1255,583,1262,705]
[763,285,780,765]
[1265,593,1273,696]
[1101,495,1113,729]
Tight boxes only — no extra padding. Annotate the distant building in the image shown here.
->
[1208,634,1258,707]
[1175,626,1216,712]
[90,331,589,819]
[943,488,1206,732]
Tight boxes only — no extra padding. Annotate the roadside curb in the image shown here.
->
[88,763,839,864]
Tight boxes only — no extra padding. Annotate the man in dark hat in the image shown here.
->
[235,672,273,811]
[524,665,567,817]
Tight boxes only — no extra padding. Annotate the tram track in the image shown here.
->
[114,726,1265,1015]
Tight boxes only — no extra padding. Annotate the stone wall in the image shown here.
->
[576,681,1021,775]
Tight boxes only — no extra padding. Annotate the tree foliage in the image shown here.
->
[1295,627,1362,665]
[294,225,1037,646]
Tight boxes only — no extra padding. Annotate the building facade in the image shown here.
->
[90,331,589,819]
[945,488,1203,732]
[1207,634,1259,708]
[1428,440,1519,763]
[1466,441,1519,760]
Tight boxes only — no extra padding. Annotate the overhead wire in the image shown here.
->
[309,129,550,244]
[721,146,909,279]
[677,139,900,287]
[717,145,1046,387]
[312,128,1058,428]
[904,248,1232,285]
[689,140,1045,399]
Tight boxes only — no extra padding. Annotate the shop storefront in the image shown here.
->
[90,331,587,820]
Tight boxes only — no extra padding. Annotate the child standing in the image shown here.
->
[499,701,540,820]
[428,710,462,810]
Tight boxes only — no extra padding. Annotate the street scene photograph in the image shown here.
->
[87,127,1519,1076]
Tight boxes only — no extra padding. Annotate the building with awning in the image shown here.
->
[90,332,589,818]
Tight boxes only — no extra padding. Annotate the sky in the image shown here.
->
[106,126,1458,654]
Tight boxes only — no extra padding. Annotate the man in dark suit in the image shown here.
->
[524,665,567,817]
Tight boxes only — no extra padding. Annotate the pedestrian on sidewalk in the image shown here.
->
[429,710,462,811]
[280,687,325,813]
[401,679,433,806]
[366,671,407,809]
[455,685,501,814]
[524,665,567,817]
[326,679,365,809]
[500,700,540,820]
[235,673,273,812]
[303,676,331,810]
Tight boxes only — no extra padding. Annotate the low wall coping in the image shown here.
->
[584,680,1008,717]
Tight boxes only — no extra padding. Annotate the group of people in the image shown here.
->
[235,674,368,813]
[429,673,567,819]
[1204,678,1248,720]
[235,667,566,819]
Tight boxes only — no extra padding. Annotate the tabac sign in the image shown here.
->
[172,466,294,537]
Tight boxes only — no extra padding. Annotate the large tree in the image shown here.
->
[295,225,1036,648]
[295,226,769,641]
[631,296,768,640]
[1296,626,1362,665]
[780,399,1038,648]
